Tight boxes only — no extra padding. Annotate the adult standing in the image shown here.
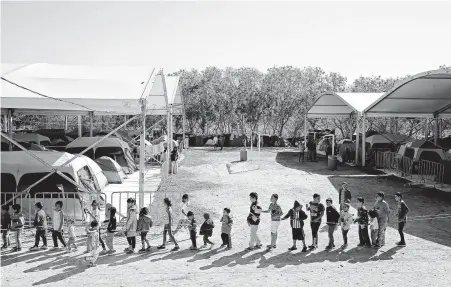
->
[338,182,352,210]
[373,192,390,248]
[395,192,409,247]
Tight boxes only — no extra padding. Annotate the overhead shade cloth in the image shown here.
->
[1,63,168,115]
[165,76,184,115]
[364,68,451,118]
[307,93,383,118]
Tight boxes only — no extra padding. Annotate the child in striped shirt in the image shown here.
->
[282,201,308,252]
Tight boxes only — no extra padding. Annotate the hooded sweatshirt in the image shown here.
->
[34,209,47,230]
[125,205,137,237]
[137,215,153,232]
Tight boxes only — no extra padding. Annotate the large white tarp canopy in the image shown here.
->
[307,92,383,118]
[364,68,451,118]
[1,63,168,115]
[165,75,184,116]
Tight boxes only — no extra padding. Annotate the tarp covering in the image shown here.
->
[165,76,184,116]
[1,63,168,115]
[307,93,383,118]
[365,134,413,147]
[95,156,127,184]
[364,68,451,118]
[13,133,51,146]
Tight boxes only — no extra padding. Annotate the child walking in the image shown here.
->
[84,221,100,267]
[220,208,233,249]
[355,197,371,247]
[282,200,308,252]
[200,213,215,249]
[187,211,198,250]
[261,194,283,250]
[52,201,66,249]
[66,219,77,252]
[368,210,379,246]
[125,198,137,254]
[105,207,117,254]
[246,192,262,250]
[395,192,409,247]
[1,205,11,249]
[10,204,24,252]
[30,202,48,251]
[91,200,107,253]
[325,198,340,250]
[373,192,390,248]
[157,198,180,251]
[306,193,325,250]
[173,194,189,235]
[339,203,354,249]
[137,207,153,252]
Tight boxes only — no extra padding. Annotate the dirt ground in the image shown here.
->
[1,147,451,287]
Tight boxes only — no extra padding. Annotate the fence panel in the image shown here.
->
[375,151,397,171]
[394,156,414,179]
[110,191,154,222]
[418,159,445,187]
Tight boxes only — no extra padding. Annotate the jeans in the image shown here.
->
[52,230,66,247]
[203,234,214,245]
[2,230,10,246]
[371,229,378,245]
[190,230,197,248]
[106,232,114,250]
[358,225,371,245]
[299,152,305,162]
[310,222,321,245]
[327,224,337,246]
[126,237,136,249]
[163,224,178,246]
[34,229,47,247]
[221,233,232,247]
[249,225,261,247]
[15,230,21,249]
[342,229,349,245]
[398,222,406,243]
[377,220,387,246]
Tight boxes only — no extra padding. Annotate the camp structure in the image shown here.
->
[365,134,412,151]
[1,137,49,151]
[397,139,448,163]
[66,137,137,174]
[1,151,108,220]
[13,133,51,146]
[95,156,127,184]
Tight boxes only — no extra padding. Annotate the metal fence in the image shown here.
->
[418,159,445,187]
[0,192,107,228]
[375,151,397,171]
[110,191,153,222]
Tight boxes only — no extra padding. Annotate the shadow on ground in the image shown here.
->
[329,176,451,247]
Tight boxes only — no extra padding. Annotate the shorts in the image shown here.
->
[270,221,281,233]
[140,231,148,241]
[292,228,305,240]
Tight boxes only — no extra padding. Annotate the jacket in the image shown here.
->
[326,206,340,225]
[220,215,233,234]
[1,212,11,230]
[339,188,352,205]
[107,216,117,233]
[188,218,197,232]
[34,209,47,230]
[339,210,354,231]
[199,219,215,236]
[10,212,24,231]
[137,215,153,232]
[282,208,307,228]
[125,205,137,237]
[396,200,409,222]
[247,203,262,225]
[356,207,369,226]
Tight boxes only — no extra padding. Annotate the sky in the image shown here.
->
[1,1,451,82]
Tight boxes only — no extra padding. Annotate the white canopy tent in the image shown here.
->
[1,63,173,208]
[306,92,383,161]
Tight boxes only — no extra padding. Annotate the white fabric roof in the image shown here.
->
[364,68,451,118]
[1,63,168,116]
[66,137,130,151]
[307,93,383,118]
[13,133,51,144]
[165,76,184,115]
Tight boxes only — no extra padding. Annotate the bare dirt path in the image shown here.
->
[2,148,451,287]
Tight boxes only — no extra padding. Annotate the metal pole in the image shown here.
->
[166,109,171,178]
[8,109,13,151]
[332,134,335,157]
[3,114,7,132]
[64,116,68,131]
[434,116,439,144]
[78,115,82,138]
[355,114,360,166]
[89,111,94,137]
[362,113,366,167]
[139,99,147,209]
[182,113,186,150]
[124,115,127,129]
[304,114,307,149]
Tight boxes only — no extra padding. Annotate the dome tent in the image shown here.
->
[95,156,127,184]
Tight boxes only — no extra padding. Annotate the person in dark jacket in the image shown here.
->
[395,192,409,246]
[105,206,117,254]
[355,197,371,247]
[187,211,198,250]
[1,205,11,249]
[339,182,352,210]
[282,200,308,252]
[170,146,179,174]
[325,198,340,250]
[199,213,215,248]
[30,202,48,251]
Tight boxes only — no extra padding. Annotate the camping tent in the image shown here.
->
[1,137,48,151]
[95,156,127,184]
[13,133,51,146]
[66,137,137,174]
[397,140,448,163]
[366,134,413,150]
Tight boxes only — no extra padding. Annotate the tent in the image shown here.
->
[1,137,49,151]
[397,140,448,163]
[365,134,413,150]
[95,156,127,184]
[13,133,51,146]
[66,137,137,174]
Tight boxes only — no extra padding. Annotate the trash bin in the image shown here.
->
[240,149,247,161]
[328,155,337,171]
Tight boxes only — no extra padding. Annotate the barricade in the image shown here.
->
[375,151,397,171]
[393,156,414,179]
[418,159,445,187]
[110,191,153,222]
[0,192,107,227]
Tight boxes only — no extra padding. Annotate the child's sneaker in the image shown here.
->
[220,244,226,248]
[357,243,365,247]
[301,246,308,252]
[396,241,406,247]
[29,246,39,251]
[341,244,348,250]
[288,246,297,251]
[325,245,333,251]
[157,245,166,250]
[201,244,208,249]
[245,247,254,251]
[254,244,262,249]
[146,246,152,252]
[171,246,180,251]
[226,246,232,250]
[126,249,135,254]
[1,245,8,250]
[108,250,116,256]
[190,246,199,251]
[139,248,147,252]
[51,246,59,250]
[373,244,381,249]
[40,245,48,250]
[308,245,315,250]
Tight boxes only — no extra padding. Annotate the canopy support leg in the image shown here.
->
[434,116,439,144]
[78,115,82,138]
[166,109,171,178]
[89,112,94,137]
[362,114,366,167]
[355,115,360,166]
[8,109,13,151]
[3,114,7,132]
[138,99,147,209]
[304,114,307,150]
[182,113,186,150]
[64,116,68,131]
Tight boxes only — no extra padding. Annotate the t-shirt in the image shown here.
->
[268,203,283,221]
[308,202,325,223]
[374,200,390,222]
[180,202,189,219]
[247,203,262,225]
[53,210,63,230]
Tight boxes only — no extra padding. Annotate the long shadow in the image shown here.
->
[187,247,223,263]
[199,249,252,270]
[329,176,451,247]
